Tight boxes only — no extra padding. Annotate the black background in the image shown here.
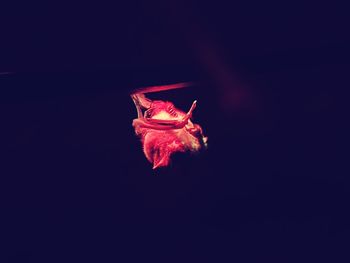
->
[1,1,348,262]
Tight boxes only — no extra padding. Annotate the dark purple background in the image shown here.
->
[1,1,348,262]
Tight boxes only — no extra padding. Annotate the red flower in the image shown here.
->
[131,83,207,169]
